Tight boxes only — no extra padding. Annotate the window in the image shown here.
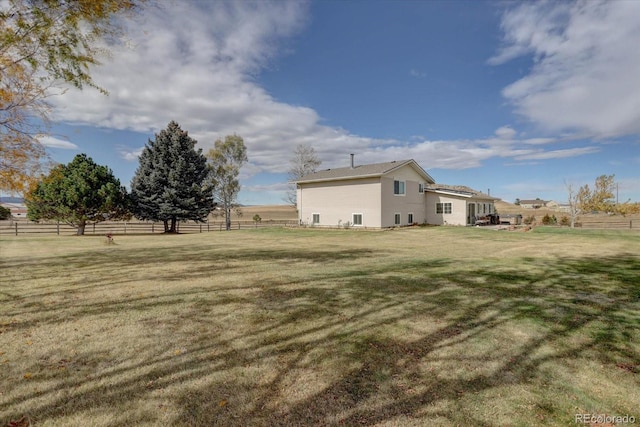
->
[352,213,363,226]
[394,213,401,225]
[408,213,414,224]
[418,183,424,193]
[436,203,452,214]
[312,213,320,224]
[393,180,405,195]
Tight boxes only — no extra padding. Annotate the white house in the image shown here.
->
[296,157,499,228]
[424,184,499,226]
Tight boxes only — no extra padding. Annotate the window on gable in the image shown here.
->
[353,213,363,226]
[436,203,452,214]
[393,180,405,195]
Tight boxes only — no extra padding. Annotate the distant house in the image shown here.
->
[519,199,547,209]
[296,157,499,228]
[0,202,27,218]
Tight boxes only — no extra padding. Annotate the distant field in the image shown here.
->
[495,200,640,229]
[227,204,297,221]
[1,227,639,426]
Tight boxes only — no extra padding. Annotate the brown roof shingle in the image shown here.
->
[296,159,434,183]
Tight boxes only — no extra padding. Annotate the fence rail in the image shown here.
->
[0,220,296,236]
[577,220,634,229]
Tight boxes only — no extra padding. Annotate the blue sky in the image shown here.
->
[39,0,640,204]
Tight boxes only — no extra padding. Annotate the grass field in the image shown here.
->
[1,227,639,426]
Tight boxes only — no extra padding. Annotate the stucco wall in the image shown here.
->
[298,178,382,227]
[380,177,427,227]
[425,194,469,226]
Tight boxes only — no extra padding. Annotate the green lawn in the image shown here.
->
[1,227,639,426]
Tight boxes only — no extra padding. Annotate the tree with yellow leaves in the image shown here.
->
[1,0,144,193]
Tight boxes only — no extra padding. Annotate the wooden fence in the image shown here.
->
[577,220,634,230]
[0,220,296,236]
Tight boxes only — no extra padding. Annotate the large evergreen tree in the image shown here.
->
[25,154,130,235]
[130,121,213,233]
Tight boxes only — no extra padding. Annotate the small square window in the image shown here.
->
[436,203,452,214]
[394,213,401,225]
[312,214,320,224]
[353,214,363,225]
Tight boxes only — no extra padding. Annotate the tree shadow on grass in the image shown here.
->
[171,254,640,426]
[1,254,639,425]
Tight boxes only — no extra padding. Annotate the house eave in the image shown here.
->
[425,189,501,201]
[296,173,386,185]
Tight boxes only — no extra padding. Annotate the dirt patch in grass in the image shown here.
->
[1,228,639,425]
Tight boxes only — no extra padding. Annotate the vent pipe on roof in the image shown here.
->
[350,153,355,169]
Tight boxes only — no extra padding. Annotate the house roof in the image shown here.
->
[425,184,500,200]
[518,199,547,204]
[296,159,435,184]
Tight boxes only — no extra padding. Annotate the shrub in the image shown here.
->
[252,214,262,223]
[0,205,10,220]
[523,215,536,225]
[542,214,557,225]
[559,215,570,226]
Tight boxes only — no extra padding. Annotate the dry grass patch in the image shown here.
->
[1,227,639,426]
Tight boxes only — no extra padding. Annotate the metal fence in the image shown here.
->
[0,220,296,236]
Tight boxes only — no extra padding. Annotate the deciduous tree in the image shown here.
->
[286,144,321,206]
[206,135,248,231]
[1,0,143,193]
[25,153,130,235]
[130,121,214,233]
[566,174,639,225]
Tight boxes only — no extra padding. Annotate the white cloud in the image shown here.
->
[38,135,79,150]
[494,126,517,140]
[513,146,599,161]
[491,1,640,138]
[118,146,144,161]
[46,1,604,178]
[409,68,426,78]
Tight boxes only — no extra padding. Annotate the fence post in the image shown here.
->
[57,221,60,235]
[152,223,154,233]
[207,223,210,232]
[631,220,633,229]
[15,222,18,236]
[93,223,96,234]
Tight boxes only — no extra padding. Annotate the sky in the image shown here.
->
[37,0,640,205]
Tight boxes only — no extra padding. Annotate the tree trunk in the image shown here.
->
[77,221,86,236]
[170,217,177,233]
[163,219,169,233]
